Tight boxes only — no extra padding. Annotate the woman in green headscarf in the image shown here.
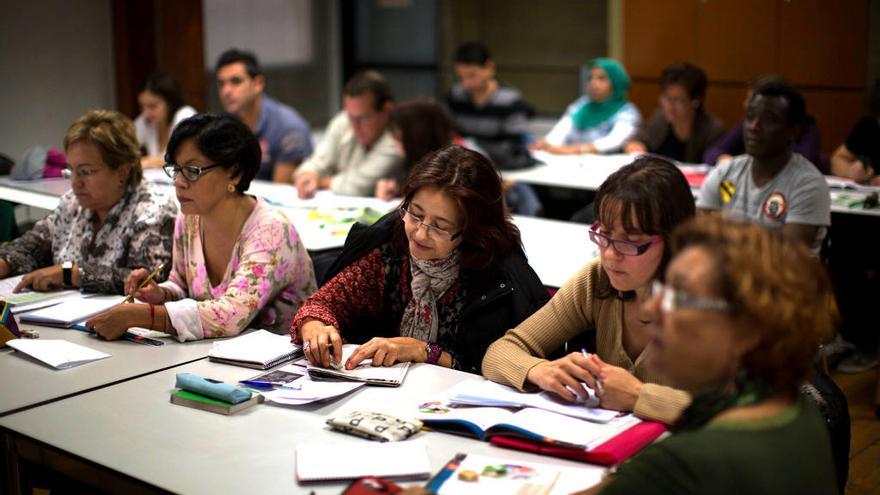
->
[532,58,641,154]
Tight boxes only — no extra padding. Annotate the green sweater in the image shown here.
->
[601,398,837,495]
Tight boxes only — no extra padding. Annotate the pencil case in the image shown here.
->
[175,372,253,404]
[327,410,422,442]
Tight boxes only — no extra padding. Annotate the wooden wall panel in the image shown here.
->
[623,0,697,78]
[779,0,868,88]
[156,0,206,113]
[801,90,865,156]
[694,0,778,83]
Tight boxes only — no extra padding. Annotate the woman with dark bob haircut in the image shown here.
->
[484,155,696,424]
[88,113,316,342]
[587,213,837,494]
[291,144,549,374]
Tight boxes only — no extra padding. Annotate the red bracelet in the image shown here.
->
[148,303,155,330]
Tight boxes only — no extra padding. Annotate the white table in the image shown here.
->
[514,215,595,288]
[0,359,606,494]
[0,323,215,417]
[501,153,880,218]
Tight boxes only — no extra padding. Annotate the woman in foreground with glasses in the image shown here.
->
[584,213,837,495]
[87,113,316,341]
[483,156,695,423]
[0,110,176,294]
[291,144,548,373]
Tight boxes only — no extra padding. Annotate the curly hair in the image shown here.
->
[64,110,142,188]
[398,144,523,269]
[671,213,837,396]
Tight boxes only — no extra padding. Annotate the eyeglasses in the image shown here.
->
[589,223,662,256]
[163,163,224,182]
[651,280,733,313]
[659,94,692,108]
[62,167,102,180]
[399,207,462,242]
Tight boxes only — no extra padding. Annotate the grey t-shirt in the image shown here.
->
[697,153,830,254]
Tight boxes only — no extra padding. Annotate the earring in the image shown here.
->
[227,183,236,193]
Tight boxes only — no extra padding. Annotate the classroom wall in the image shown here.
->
[0,0,115,162]
[440,0,608,115]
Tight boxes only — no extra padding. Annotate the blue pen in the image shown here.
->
[238,380,278,389]
[426,453,466,492]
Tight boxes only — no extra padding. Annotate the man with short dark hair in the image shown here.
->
[215,48,312,183]
[294,70,402,198]
[446,42,541,215]
[697,81,830,254]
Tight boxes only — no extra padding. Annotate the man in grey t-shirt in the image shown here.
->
[698,81,829,254]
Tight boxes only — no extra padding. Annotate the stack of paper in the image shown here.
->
[7,339,111,369]
[447,380,618,423]
[295,441,431,482]
[261,375,365,406]
[208,330,302,369]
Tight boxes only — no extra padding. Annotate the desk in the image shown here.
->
[0,359,605,494]
[0,324,214,417]
[502,153,880,218]
[0,177,590,287]
[514,215,595,288]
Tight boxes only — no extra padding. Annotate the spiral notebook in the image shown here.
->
[295,441,431,482]
[208,330,302,369]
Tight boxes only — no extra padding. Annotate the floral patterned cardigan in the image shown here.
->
[159,198,317,341]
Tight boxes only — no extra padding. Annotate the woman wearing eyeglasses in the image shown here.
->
[483,156,696,424]
[582,214,837,495]
[86,113,317,341]
[291,144,548,374]
[0,110,176,294]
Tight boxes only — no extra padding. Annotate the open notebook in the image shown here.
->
[0,275,89,314]
[18,296,124,327]
[208,330,302,369]
[295,441,431,482]
[306,344,410,387]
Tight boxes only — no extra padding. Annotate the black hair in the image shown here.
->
[215,48,262,79]
[660,62,708,103]
[165,113,260,194]
[454,42,492,66]
[343,70,394,111]
[753,80,807,126]
[140,72,186,126]
[868,78,880,118]
[592,155,696,299]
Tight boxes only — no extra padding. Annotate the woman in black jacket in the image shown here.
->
[290,144,548,374]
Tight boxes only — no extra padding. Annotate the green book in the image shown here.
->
[170,389,262,415]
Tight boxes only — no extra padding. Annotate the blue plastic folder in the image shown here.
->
[175,373,252,404]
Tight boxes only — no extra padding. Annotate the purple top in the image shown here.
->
[704,121,824,172]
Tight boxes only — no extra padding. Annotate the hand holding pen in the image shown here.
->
[525,350,603,403]
[124,263,166,304]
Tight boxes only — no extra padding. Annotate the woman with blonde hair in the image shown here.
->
[0,110,176,294]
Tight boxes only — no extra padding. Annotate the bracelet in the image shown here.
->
[148,304,155,330]
[425,342,442,365]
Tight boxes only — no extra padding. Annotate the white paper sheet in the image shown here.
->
[7,339,111,369]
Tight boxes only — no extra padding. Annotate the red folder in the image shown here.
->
[489,420,666,466]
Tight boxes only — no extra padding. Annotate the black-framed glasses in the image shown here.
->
[163,163,224,182]
[399,207,461,242]
[652,280,733,313]
[589,223,662,256]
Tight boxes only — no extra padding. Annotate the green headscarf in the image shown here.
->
[572,58,631,131]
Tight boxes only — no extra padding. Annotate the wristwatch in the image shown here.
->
[61,261,73,287]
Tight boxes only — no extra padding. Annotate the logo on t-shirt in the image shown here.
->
[762,192,787,220]
[720,180,736,204]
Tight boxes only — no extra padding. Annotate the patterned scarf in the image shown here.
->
[672,373,772,432]
[399,250,461,342]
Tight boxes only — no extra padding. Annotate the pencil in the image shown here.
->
[124,263,165,303]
